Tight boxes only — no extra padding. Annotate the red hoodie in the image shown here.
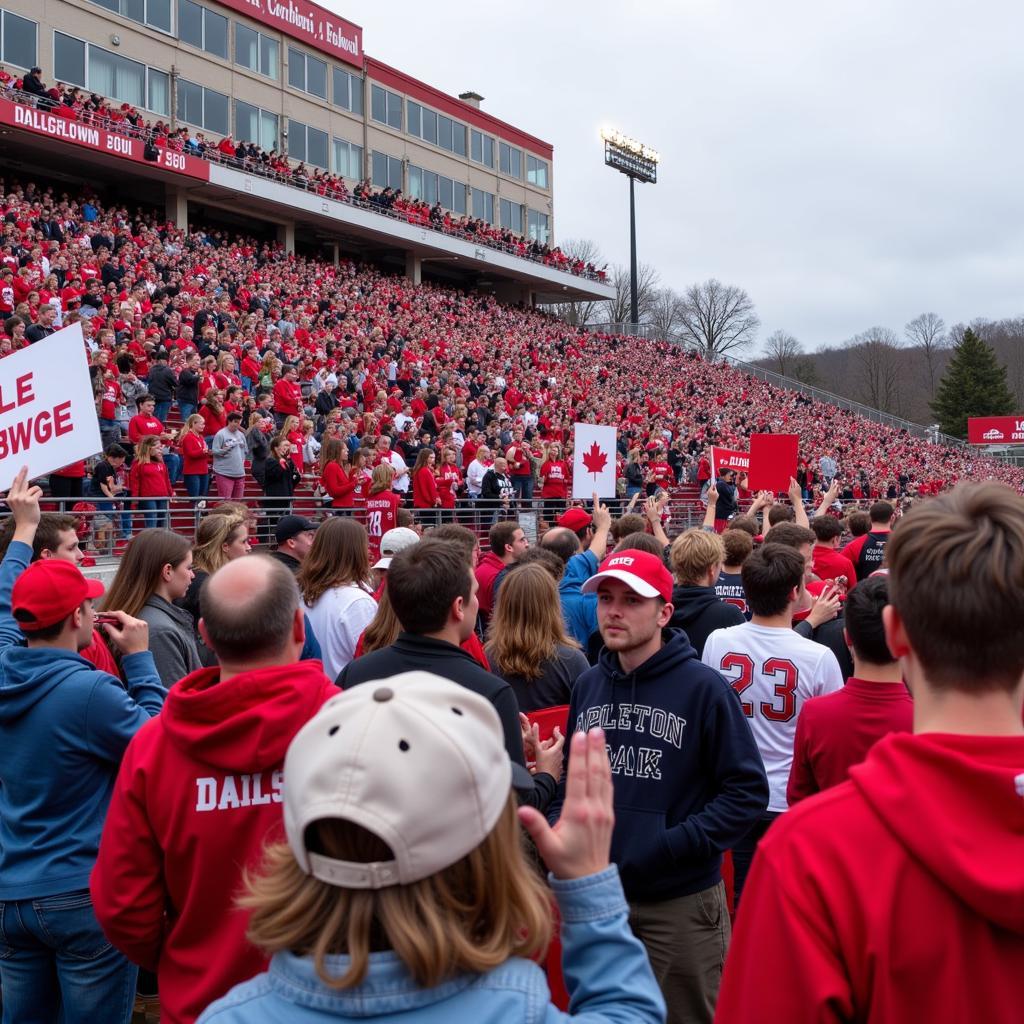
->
[90,660,337,1024]
[717,731,1024,1023]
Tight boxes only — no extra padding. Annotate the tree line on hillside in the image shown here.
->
[546,238,1019,437]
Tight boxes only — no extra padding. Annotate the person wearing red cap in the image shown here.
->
[0,468,165,1024]
[551,549,768,1024]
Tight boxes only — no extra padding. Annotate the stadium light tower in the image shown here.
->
[600,128,659,329]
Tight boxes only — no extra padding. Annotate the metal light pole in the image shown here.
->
[601,129,659,332]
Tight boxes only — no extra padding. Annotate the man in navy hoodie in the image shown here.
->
[0,467,166,1024]
[550,548,768,1024]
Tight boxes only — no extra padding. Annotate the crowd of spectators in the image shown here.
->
[0,74,606,280]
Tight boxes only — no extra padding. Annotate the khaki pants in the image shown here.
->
[629,881,731,1024]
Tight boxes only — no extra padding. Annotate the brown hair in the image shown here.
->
[386,541,472,635]
[488,521,521,558]
[612,532,665,557]
[721,528,753,567]
[359,585,402,654]
[192,512,248,575]
[670,529,724,586]
[765,523,816,550]
[609,514,647,543]
[869,501,894,525]
[811,516,843,542]
[886,482,1024,691]
[486,563,577,680]
[102,529,192,617]
[240,798,550,990]
[427,523,478,564]
[741,542,806,617]
[297,517,371,606]
[0,512,77,562]
[728,515,759,537]
[847,510,871,537]
[767,505,795,526]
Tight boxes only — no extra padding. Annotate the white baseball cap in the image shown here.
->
[372,526,420,570]
[283,672,533,889]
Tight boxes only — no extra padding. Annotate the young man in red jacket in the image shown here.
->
[271,363,302,428]
[91,555,337,1024]
[717,482,1024,1024]
[474,520,528,623]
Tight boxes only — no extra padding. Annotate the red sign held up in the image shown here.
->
[747,434,799,492]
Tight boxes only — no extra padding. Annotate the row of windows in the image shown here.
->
[409,164,468,216]
[408,102,467,158]
[372,87,548,188]
[54,32,170,117]
[0,8,35,70]
[93,0,171,34]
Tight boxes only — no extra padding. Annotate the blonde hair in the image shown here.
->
[670,528,724,586]
[134,435,161,464]
[179,413,205,442]
[192,512,248,575]
[486,563,577,680]
[360,585,401,654]
[240,797,550,990]
[369,462,395,495]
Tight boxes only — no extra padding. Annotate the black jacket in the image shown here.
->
[668,585,746,658]
[177,368,200,406]
[263,456,300,497]
[147,363,177,401]
[336,633,556,811]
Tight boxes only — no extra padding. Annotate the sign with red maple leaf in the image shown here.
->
[572,423,617,498]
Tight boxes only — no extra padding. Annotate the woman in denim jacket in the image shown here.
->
[198,672,665,1024]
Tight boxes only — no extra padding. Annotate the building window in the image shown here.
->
[333,66,363,114]
[409,164,466,215]
[499,142,522,179]
[527,209,550,244]
[408,102,467,157]
[287,119,328,168]
[235,24,278,79]
[287,47,327,99]
[370,84,402,130]
[333,138,362,179]
[526,155,549,189]
[89,0,171,33]
[471,187,494,224]
[500,198,523,234]
[54,32,168,115]
[178,78,229,135]
[470,129,493,168]
[1,9,36,70]
[235,100,278,151]
[371,151,402,189]
[177,0,227,58]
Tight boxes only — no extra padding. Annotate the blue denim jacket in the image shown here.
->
[198,866,664,1024]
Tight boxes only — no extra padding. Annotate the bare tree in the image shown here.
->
[847,327,904,414]
[676,279,760,360]
[648,287,687,340]
[904,312,946,400]
[763,329,803,376]
[604,262,660,326]
[544,238,607,327]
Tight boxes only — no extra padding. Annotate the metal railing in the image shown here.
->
[587,322,965,446]
[36,490,885,563]
[3,87,606,284]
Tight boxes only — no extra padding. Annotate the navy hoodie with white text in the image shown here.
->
[550,628,768,902]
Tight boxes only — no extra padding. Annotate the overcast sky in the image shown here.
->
[338,0,1024,354]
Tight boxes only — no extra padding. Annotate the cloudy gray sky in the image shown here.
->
[339,0,1024,353]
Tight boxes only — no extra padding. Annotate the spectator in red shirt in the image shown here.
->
[811,515,857,586]
[475,520,528,623]
[539,441,569,521]
[412,448,442,526]
[272,364,302,427]
[128,436,172,529]
[436,446,463,518]
[787,575,913,804]
[318,439,357,512]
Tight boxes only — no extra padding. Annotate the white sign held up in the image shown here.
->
[0,323,101,492]
[572,423,617,499]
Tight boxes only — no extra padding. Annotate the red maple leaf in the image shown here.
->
[582,441,608,478]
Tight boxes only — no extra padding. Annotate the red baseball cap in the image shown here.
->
[582,551,673,603]
[557,508,593,532]
[12,560,105,632]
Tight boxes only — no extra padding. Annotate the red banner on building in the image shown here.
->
[213,0,362,67]
[0,99,210,182]
[967,416,1024,444]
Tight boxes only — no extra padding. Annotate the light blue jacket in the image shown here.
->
[198,866,665,1024]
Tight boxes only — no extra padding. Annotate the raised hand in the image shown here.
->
[518,728,614,880]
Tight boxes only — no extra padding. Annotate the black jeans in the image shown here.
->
[731,812,780,911]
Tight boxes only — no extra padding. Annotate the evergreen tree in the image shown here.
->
[931,328,1015,437]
